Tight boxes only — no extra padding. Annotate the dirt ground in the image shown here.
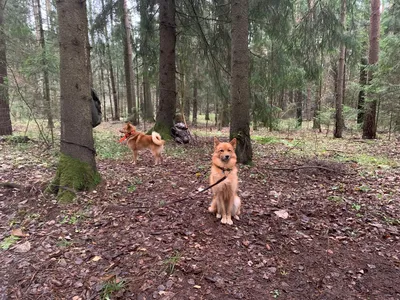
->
[0,127,399,300]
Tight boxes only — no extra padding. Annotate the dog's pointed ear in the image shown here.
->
[214,137,220,148]
[230,138,237,149]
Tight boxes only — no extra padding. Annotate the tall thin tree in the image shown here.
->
[0,0,12,136]
[121,0,138,123]
[36,0,54,142]
[230,0,252,164]
[363,0,380,139]
[49,0,100,202]
[334,0,347,138]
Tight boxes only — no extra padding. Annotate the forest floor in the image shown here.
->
[0,121,400,300]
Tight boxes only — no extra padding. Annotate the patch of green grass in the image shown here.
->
[355,185,371,193]
[164,251,181,275]
[127,185,136,192]
[328,195,343,203]
[165,146,188,158]
[381,215,400,226]
[94,132,130,159]
[335,153,397,168]
[59,211,85,225]
[1,235,20,250]
[100,278,125,300]
[252,136,282,145]
[57,238,73,248]
[351,203,362,211]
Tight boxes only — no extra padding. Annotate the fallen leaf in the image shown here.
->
[11,228,27,237]
[14,241,31,253]
[92,255,102,262]
[274,209,289,219]
[193,285,201,289]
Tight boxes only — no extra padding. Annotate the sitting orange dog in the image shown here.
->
[119,122,165,165]
[208,137,241,225]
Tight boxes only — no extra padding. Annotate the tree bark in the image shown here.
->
[357,57,368,124]
[363,0,380,139]
[121,0,138,123]
[230,0,252,164]
[192,65,198,126]
[36,0,54,141]
[155,0,176,138]
[139,0,154,121]
[50,0,100,202]
[296,90,303,127]
[334,0,346,138]
[0,0,12,136]
[101,0,119,120]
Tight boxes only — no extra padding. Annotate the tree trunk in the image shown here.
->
[357,57,368,124]
[296,90,303,127]
[101,0,119,120]
[313,81,322,132]
[230,0,252,164]
[155,0,176,138]
[36,0,54,140]
[49,0,100,202]
[363,0,380,139]
[121,0,137,123]
[139,0,154,121]
[334,0,346,138]
[192,65,198,126]
[0,0,12,136]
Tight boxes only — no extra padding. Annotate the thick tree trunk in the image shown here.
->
[363,0,380,139]
[121,0,137,123]
[334,0,346,138]
[155,0,176,138]
[50,0,100,202]
[357,57,368,124]
[0,0,12,136]
[230,0,252,164]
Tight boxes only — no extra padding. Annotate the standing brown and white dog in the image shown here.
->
[119,122,165,165]
[208,137,241,225]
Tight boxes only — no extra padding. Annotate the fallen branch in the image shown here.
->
[0,182,27,189]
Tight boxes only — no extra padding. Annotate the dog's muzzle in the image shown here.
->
[221,155,230,162]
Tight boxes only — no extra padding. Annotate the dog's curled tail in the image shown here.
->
[151,131,165,146]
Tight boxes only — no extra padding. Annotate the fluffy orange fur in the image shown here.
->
[208,137,241,225]
[120,122,165,165]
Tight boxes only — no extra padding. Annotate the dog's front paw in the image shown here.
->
[216,213,222,219]
[234,215,240,220]
[226,218,233,225]
[221,217,227,224]
[208,206,216,213]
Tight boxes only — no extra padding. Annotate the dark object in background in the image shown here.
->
[171,122,190,144]
[91,88,102,128]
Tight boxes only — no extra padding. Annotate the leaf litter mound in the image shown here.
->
[0,135,399,300]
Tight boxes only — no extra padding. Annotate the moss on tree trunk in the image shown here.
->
[147,122,173,141]
[47,153,101,203]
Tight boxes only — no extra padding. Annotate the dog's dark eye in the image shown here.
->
[219,149,224,152]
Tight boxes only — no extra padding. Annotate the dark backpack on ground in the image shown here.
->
[171,122,190,144]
